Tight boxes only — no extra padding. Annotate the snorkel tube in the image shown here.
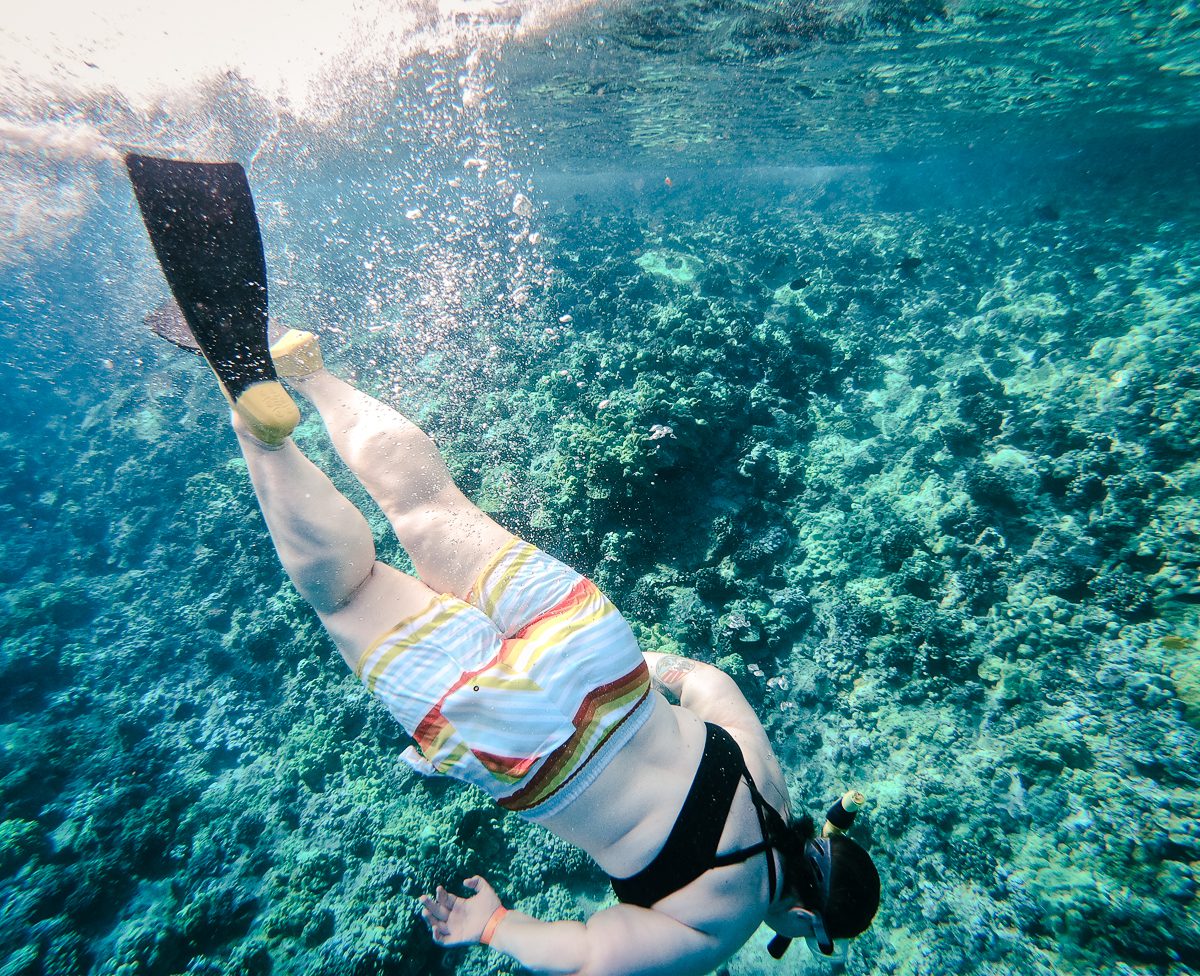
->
[768,791,867,962]
[822,790,866,837]
[767,935,791,960]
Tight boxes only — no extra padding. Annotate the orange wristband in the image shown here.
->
[480,906,508,946]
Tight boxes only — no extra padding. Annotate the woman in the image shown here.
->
[126,153,879,975]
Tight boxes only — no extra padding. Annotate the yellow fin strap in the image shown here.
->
[234,380,300,445]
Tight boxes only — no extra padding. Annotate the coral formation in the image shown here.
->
[1,35,1199,976]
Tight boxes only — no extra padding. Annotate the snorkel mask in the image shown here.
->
[768,790,866,962]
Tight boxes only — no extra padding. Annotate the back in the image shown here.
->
[540,691,789,939]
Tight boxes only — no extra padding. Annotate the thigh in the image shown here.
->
[389,484,517,601]
[317,561,442,671]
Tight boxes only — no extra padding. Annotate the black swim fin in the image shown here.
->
[126,153,298,443]
[144,296,287,354]
[145,299,201,353]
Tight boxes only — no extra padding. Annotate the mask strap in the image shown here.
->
[809,911,834,955]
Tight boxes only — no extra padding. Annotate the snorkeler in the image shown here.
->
[125,154,880,975]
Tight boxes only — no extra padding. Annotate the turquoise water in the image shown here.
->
[1,2,1199,974]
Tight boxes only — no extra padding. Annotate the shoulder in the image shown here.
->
[660,661,789,813]
[674,661,766,737]
[725,723,791,821]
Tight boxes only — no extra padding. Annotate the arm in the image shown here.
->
[643,652,790,814]
[643,651,762,734]
[420,876,732,976]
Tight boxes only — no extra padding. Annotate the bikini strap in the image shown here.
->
[609,723,746,908]
[744,767,781,902]
[711,742,783,901]
[710,839,771,867]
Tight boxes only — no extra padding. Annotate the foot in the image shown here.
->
[144,299,300,444]
[230,380,301,446]
[271,329,325,380]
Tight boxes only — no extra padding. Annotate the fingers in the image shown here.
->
[419,884,468,946]
[419,904,451,942]
[419,894,449,923]
[419,879,491,949]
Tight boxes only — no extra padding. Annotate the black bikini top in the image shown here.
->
[609,722,787,908]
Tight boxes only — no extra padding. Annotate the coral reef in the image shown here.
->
[1,66,1198,976]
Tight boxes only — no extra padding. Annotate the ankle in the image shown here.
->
[231,414,288,450]
[232,381,300,445]
[290,367,330,387]
[290,366,343,401]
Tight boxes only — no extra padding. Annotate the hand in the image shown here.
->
[419,875,503,947]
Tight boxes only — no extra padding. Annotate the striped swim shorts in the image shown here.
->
[354,538,652,820]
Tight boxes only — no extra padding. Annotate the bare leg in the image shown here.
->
[289,370,513,599]
[233,419,439,667]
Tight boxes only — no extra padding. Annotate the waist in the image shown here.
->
[536,696,703,870]
[506,684,655,821]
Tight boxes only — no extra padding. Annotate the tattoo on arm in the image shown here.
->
[652,655,697,699]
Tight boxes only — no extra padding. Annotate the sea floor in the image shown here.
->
[0,145,1198,975]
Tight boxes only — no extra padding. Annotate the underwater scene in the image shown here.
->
[1,1,1198,974]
